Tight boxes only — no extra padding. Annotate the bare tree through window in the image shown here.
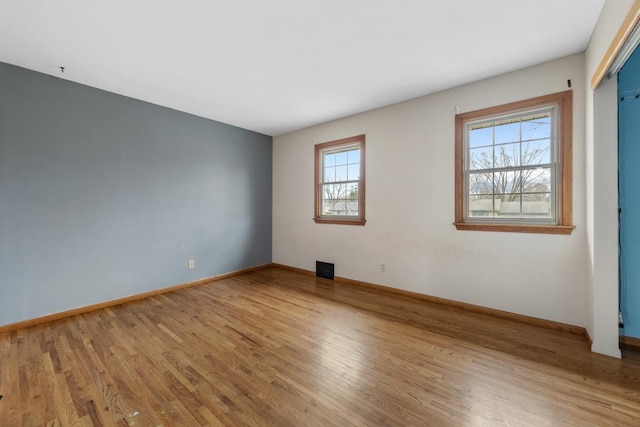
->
[467,113,553,218]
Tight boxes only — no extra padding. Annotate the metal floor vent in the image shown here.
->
[316,261,334,280]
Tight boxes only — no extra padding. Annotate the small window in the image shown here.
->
[314,135,366,225]
[454,91,574,234]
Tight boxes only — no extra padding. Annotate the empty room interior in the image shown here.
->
[2,0,640,425]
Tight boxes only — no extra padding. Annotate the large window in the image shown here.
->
[314,135,366,225]
[454,91,574,234]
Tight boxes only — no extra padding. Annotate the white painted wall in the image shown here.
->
[274,54,587,328]
[584,0,635,358]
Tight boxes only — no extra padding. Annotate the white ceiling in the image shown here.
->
[0,0,605,136]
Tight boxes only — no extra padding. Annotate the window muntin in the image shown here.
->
[314,135,365,225]
[454,90,574,234]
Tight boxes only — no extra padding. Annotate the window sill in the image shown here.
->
[453,222,575,235]
[314,217,366,226]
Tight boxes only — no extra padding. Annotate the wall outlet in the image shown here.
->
[188,259,195,269]
[380,264,386,273]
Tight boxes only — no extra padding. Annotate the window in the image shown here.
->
[454,91,574,234]
[314,135,366,225]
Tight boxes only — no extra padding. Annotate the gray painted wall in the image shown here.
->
[0,62,272,326]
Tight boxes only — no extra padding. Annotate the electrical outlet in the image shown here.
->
[188,259,195,269]
[380,264,386,273]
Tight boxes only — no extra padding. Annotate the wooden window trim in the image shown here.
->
[454,91,575,234]
[314,135,366,226]
[591,0,640,89]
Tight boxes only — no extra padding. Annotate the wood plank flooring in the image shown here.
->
[1,266,640,426]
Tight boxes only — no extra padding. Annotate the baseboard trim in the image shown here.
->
[271,263,588,338]
[584,328,593,347]
[0,263,272,334]
[620,335,640,349]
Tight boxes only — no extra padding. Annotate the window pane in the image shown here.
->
[322,183,344,201]
[324,152,336,167]
[335,151,348,166]
[521,167,551,193]
[468,195,497,217]
[494,121,520,144]
[347,164,360,180]
[522,202,551,218]
[496,194,522,218]
[521,194,552,218]
[347,149,360,164]
[335,165,348,181]
[468,172,493,195]
[469,126,493,148]
[522,115,550,140]
[346,183,359,201]
[345,183,359,215]
[323,166,335,183]
[322,183,344,215]
[469,146,493,170]
[523,139,551,165]
[322,202,338,215]
[493,170,519,195]
[494,143,520,167]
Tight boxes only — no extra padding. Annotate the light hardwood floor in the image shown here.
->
[1,266,640,426]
